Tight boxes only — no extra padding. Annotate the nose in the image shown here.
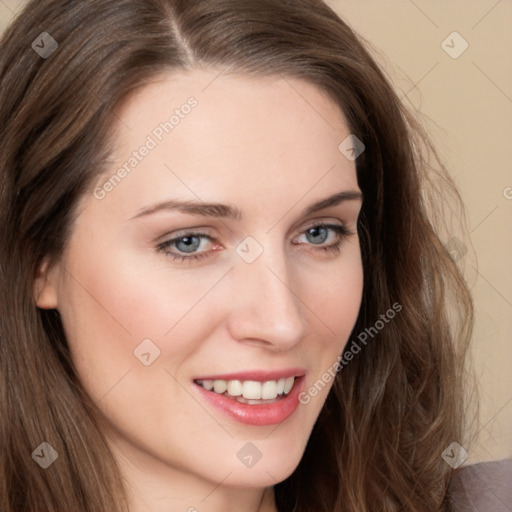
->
[226,244,307,351]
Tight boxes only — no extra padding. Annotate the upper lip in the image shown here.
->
[194,368,306,382]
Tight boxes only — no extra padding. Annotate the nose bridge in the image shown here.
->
[227,241,306,348]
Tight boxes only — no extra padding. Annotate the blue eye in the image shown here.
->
[293,224,352,255]
[304,226,330,244]
[157,232,213,263]
[173,235,202,253]
[157,224,353,264]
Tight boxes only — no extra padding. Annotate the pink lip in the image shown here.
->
[193,374,306,427]
[194,368,305,382]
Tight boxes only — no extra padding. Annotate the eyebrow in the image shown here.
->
[128,190,363,221]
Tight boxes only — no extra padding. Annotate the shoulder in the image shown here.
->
[447,458,512,511]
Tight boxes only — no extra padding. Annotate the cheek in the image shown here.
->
[56,242,225,403]
[302,246,363,344]
[296,247,363,406]
[323,265,362,333]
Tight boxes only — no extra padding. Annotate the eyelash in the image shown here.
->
[157,224,354,264]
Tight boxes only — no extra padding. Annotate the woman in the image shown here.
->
[0,0,482,510]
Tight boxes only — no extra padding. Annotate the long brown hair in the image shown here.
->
[0,0,474,510]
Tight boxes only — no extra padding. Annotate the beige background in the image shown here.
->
[1,0,511,464]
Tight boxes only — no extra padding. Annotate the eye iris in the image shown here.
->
[176,236,200,253]
[306,226,328,244]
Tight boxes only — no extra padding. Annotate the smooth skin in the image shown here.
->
[35,69,364,512]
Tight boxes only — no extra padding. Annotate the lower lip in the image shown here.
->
[194,377,305,426]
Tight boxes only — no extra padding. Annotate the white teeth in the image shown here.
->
[227,380,242,397]
[284,376,294,394]
[261,380,278,400]
[197,377,296,399]
[242,380,262,399]
[213,380,227,394]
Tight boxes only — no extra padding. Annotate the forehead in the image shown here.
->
[89,69,358,220]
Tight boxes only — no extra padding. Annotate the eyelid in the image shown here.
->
[156,226,215,242]
[296,218,354,236]
[157,231,214,249]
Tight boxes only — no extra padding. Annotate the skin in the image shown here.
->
[35,69,364,512]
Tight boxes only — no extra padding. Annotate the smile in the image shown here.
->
[194,377,295,404]
[193,371,305,426]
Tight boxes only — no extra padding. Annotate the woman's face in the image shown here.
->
[37,70,363,493]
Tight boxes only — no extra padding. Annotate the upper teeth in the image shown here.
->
[197,377,295,400]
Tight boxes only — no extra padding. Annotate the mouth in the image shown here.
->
[194,376,296,405]
[192,371,305,426]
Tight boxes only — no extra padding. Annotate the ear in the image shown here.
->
[33,257,59,309]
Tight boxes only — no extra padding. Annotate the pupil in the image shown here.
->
[307,227,327,244]
[177,236,199,253]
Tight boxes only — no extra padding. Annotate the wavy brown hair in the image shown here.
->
[0,0,474,511]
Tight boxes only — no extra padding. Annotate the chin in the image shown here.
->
[219,445,305,489]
